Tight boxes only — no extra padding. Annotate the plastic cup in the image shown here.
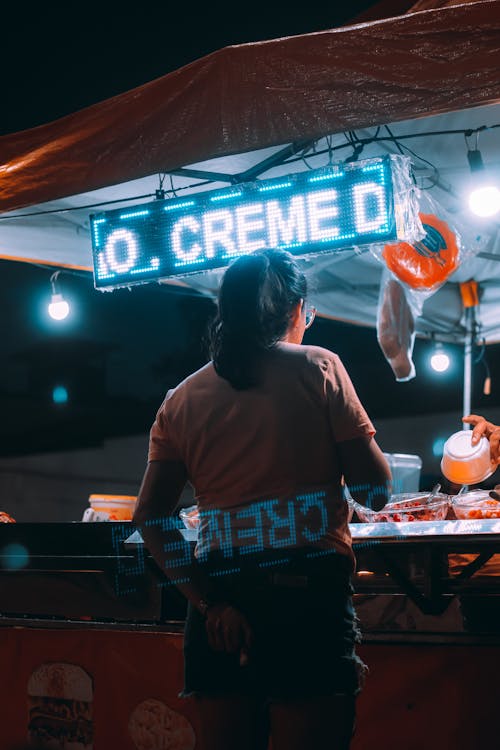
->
[88,494,137,521]
[440,430,494,485]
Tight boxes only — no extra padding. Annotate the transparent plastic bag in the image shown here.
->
[179,504,200,529]
[388,154,424,246]
[375,190,487,300]
[376,269,416,382]
[373,188,488,382]
[348,154,423,258]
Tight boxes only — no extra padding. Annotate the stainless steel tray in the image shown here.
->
[350,518,500,542]
[125,518,500,548]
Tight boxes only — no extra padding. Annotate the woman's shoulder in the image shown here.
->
[165,362,217,399]
[276,342,341,370]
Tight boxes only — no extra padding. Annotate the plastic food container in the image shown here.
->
[179,504,200,529]
[352,492,449,523]
[87,494,137,521]
[450,490,500,520]
[383,453,422,494]
[440,430,493,485]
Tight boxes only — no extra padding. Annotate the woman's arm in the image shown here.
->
[133,460,253,662]
[338,436,392,512]
[320,352,392,510]
[133,460,210,612]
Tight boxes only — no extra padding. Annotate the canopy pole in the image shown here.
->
[463,306,474,423]
[460,281,480,428]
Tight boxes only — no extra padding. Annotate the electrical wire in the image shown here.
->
[344,127,381,162]
[344,131,365,162]
[473,336,492,396]
[0,122,498,221]
[0,178,214,221]
[169,174,178,197]
[283,123,500,173]
[326,135,334,165]
[384,124,405,156]
[0,193,156,220]
[155,173,167,199]
[379,124,440,189]
[300,141,320,170]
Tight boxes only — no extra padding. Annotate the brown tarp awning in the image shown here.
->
[1,0,499,213]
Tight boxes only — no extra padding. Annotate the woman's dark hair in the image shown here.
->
[209,249,307,389]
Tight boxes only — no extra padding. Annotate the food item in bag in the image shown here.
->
[377,278,415,381]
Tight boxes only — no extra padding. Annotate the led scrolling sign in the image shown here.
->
[91,156,405,290]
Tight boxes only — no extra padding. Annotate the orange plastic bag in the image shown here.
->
[382,213,459,291]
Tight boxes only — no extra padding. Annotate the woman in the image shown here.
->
[133,249,391,750]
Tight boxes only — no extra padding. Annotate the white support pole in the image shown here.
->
[462,306,475,425]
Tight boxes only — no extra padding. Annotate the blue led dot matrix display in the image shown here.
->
[91,155,407,291]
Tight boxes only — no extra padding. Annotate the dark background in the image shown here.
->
[0,3,383,136]
[1,3,498,456]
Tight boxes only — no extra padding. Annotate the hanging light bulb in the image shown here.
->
[468,185,500,218]
[430,342,450,373]
[466,141,500,218]
[48,271,70,321]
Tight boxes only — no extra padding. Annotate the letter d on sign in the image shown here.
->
[353,183,386,233]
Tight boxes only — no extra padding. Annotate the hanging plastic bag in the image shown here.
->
[373,189,489,382]
[382,211,459,292]
[376,190,486,301]
[377,270,416,382]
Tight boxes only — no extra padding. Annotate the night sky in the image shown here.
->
[1,3,499,456]
[0,3,381,135]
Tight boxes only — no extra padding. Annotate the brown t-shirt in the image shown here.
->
[149,342,375,564]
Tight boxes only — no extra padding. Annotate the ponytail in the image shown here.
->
[209,250,307,389]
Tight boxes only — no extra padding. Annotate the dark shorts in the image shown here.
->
[182,547,366,701]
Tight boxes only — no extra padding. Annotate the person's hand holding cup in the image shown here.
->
[463,414,500,465]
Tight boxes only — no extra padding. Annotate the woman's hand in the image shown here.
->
[462,414,500,464]
[204,602,254,666]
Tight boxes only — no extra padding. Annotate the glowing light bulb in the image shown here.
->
[468,185,500,218]
[48,293,70,321]
[430,348,450,373]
